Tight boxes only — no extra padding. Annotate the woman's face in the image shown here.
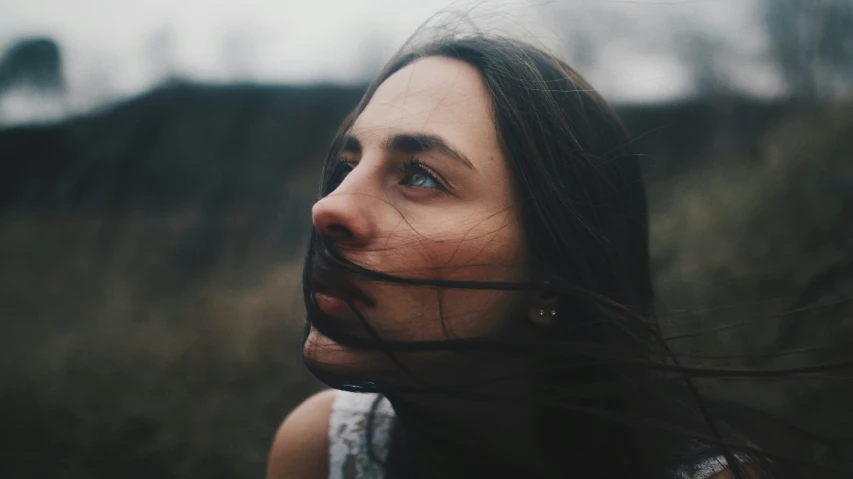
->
[304,56,530,372]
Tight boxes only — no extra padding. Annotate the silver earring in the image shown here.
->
[550,310,557,316]
[539,309,545,316]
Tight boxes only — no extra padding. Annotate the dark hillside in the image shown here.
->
[1,83,807,214]
[0,82,362,212]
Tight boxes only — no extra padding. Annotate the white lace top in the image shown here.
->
[328,391,395,479]
[327,390,736,479]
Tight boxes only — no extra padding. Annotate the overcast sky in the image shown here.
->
[0,0,784,123]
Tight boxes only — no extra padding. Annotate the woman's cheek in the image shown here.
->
[432,212,524,280]
[367,201,522,278]
[440,288,526,338]
[405,212,526,339]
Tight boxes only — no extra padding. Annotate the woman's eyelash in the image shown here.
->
[328,157,447,191]
[400,157,446,190]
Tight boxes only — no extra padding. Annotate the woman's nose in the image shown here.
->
[311,189,376,248]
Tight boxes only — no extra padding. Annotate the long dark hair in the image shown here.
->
[301,34,848,479]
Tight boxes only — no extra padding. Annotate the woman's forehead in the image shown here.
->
[350,56,501,165]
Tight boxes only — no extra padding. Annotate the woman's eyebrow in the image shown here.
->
[340,133,475,171]
[385,133,475,170]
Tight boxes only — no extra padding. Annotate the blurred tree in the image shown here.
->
[763,0,853,98]
[0,37,64,94]
[222,29,258,81]
[673,27,733,97]
[147,28,177,82]
[550,4,741,98]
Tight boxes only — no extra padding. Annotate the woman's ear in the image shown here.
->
[527,291,559,327]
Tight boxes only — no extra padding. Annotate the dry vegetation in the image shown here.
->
[650,100,853,454]
[0,100,851,477]
[0,214,319,478]
[652,99,853,350]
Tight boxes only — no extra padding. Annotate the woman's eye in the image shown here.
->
[409,171,439,189]
[403,160,442,190]
[328,162,353,191]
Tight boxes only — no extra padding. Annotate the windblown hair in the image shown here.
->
[301,33,849,479]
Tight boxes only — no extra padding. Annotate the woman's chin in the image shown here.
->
[303,326,380,374]
[303,326,424,391]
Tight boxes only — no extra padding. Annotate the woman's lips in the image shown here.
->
[312,290,372,319]
[310,268,376,307]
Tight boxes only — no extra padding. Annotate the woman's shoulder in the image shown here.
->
[267,389,338,479]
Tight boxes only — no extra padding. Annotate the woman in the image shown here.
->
[267,34,781,478]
